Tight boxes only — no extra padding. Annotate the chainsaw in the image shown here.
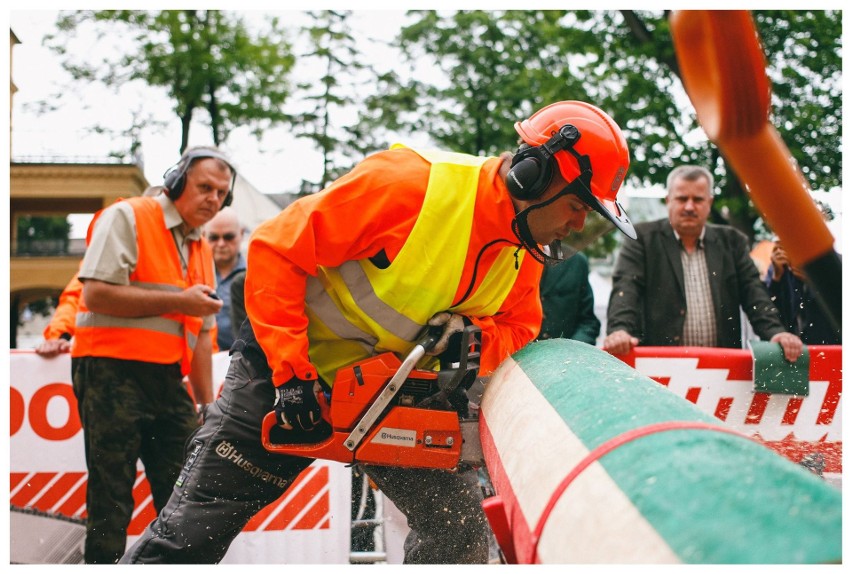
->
[261,325,484,470]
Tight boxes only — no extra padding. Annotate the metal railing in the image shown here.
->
[349,469,387,564]
[12,154,142,167]
[11,238,86,257]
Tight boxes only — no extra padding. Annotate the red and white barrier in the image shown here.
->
[620,345,842,486]
[9,350,351,564]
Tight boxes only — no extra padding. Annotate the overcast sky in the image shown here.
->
[8,8,417,196]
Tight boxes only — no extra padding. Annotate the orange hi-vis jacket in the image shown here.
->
[43,273,84,340]
[43,208,101,342]
[72,197,216,375]
[247,145,545,387]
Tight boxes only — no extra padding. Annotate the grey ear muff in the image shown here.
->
[163,149,236,208]
[507,156,550,200]
[506,127,578,201]
[162,166,187,199]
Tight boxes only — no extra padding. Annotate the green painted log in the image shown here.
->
[480,338,841,564]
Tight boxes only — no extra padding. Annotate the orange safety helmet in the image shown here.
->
[513,101,636,239]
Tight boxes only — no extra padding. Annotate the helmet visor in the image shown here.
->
[573,183,637,240]
[555,149,637,240]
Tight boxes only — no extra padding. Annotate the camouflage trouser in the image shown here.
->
[121,351,490,564]
[71,356,199,564]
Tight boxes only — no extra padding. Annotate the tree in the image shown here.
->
[592,10,842,238]
[389,10,586,157]
[291,10,370,189]
[365,10,840,246]
[45,10,297,154]
[369,10,618,253]
[560,10,841,240]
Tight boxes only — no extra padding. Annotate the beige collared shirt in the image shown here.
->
[79,194,214,329]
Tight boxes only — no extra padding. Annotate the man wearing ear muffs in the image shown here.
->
[122,101,636,564]
[72,146,235,563]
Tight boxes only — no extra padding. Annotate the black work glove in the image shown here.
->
[274,378,323,431]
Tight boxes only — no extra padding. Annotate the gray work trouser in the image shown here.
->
[120,352,489,564]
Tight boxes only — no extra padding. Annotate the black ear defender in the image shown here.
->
[506,124,582,201]
[162,148,237,208]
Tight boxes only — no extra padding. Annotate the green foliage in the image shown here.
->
[390,10,594,156]
[755,11,842,193]
[16,215,72,240]
[14,216,72,256]
[45,10,296,153]
[371,9,840,247]
[39,9,840,248]
[292,10,368,188]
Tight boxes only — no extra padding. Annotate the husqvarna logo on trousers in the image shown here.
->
[215,440,289,488]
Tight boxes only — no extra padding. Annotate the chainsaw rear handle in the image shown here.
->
[262,326,440,447]
[438,324,482,392]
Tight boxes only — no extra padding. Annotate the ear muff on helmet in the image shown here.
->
[507,124,581,201]
[507,144,555,200]
[163,148,237,208]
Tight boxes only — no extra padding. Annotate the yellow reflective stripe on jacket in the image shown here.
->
[128,280,183,292]
[305,273,379,348]
[306,146,520,384]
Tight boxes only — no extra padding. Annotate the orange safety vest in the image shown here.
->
[72,197,215,374]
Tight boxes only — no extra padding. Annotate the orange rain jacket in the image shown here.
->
[43,273,84,341]
[42,208,102,342]
[247,146,545,387]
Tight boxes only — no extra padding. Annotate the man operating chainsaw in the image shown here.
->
[122,100,637,564]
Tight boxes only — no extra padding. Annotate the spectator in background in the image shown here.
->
[765,240,841,345]
[604,164,803,362]
[206,206,246,350]
[71,148,232,563]
[35,274,82,357]
[537,249,600,345]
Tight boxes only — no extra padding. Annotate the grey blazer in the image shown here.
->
[606,218,786,348]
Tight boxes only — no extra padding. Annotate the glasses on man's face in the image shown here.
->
[208,233,237,242]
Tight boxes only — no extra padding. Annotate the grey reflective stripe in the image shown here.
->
[337,261,424,341]
[76,312,184,338]
[306,275,378,351]
[129,280,182,292]
[186,329,198,351]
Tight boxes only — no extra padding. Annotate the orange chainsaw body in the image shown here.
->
[261,351,463,469]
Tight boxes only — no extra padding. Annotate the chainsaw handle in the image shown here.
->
[438,324,482,392]
[416,324,445,354]
[260,411,279,451]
